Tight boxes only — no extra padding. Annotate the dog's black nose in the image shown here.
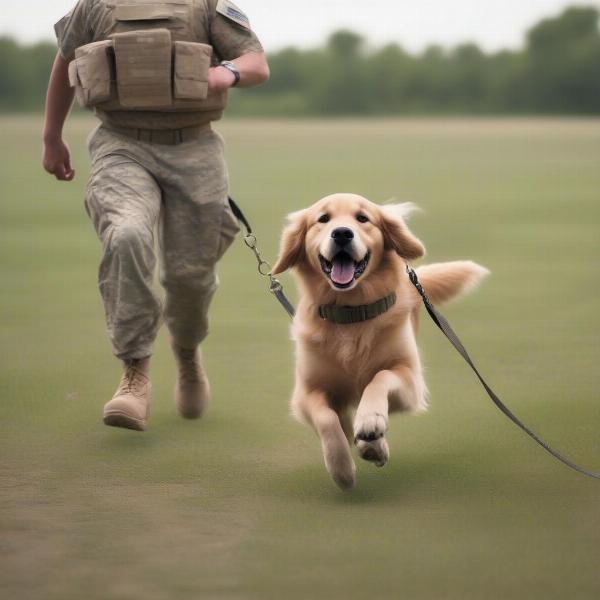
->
[331,227,354,246]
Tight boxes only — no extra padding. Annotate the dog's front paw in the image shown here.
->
[354,412,388,443]
[356,437,389,467]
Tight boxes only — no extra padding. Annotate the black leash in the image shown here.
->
[228,197,295,318]
[228,196,253,235]
[406,263,600,481]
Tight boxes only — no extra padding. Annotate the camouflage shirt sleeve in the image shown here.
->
[54,0,94,61]
[207,0,264,60]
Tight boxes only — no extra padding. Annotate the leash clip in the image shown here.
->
[236,205,295,319]
[406,262,430,304]
[245,234,272,276]
[269,277,283,294]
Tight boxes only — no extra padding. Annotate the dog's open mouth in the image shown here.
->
[319,251,370,289]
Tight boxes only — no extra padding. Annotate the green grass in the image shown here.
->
[1,115,600,600]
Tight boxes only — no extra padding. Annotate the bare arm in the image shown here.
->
[208,51,269,93]
[42,52,76,181]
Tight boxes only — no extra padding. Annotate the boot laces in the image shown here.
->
[177,348,202,382]
[119,362,147,396]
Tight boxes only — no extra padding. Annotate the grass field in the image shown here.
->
[1,115,600,600]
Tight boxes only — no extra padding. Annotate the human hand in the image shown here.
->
[207,65,236,94]
[42,137,75,181]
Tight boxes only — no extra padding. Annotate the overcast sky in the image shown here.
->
[2,0,598,52]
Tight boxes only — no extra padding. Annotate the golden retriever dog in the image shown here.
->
[272,193,489,490]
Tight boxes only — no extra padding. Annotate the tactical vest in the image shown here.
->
[68,0,228,127]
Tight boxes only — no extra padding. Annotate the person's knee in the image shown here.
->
[109,223,152,257]
[161,263,217,294]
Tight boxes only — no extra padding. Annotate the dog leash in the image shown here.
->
[230,196,599,480]
[405,263,600,481]
[228,197,295,318]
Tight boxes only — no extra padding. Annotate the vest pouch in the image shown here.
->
[173,41,212,101]
[69,40,114,107]
[112,28,172,108]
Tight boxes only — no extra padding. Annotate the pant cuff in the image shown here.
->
[114,345,154,361]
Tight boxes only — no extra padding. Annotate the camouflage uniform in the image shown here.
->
[55,0,263,359]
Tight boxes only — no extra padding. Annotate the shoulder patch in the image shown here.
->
[216,0,251,30]
[54,12,72,41]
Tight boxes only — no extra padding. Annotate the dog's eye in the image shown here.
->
[318,214,330,224]
[356,213,369,223]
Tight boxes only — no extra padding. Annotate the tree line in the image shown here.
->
[1,5,599,115]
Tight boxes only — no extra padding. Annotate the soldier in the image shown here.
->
[42,0,269,431]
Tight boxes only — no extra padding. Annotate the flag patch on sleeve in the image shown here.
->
[216,0,251,29]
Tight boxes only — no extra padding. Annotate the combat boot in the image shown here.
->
[103,358,151,431]
[172,343,210,419]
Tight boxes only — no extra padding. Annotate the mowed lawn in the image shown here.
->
[1,115,599,600]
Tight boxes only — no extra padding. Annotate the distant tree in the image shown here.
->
[524,6,600,112]
[0,37,27,109]
[29,42,57,104]
[366,44,414,113]
[407,45,454,111]
[0,36,55,110]
[449,44,488,111]
[310,30,370,114]
[328,30,364,56]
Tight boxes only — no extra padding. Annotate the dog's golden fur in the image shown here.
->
[272,193,488,489]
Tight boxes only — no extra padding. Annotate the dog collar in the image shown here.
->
[318,292,397,324]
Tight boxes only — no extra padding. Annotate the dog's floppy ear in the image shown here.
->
[271,209,309,274]
[379,202,425,260]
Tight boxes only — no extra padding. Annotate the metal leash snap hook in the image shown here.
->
[269,277,283,294]
[232,196,296,319]
[258,260,272,276]
[244,234,257,250]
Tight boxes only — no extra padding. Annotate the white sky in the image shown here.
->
[2,0,598,52]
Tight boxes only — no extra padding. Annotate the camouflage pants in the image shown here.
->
[85,125,240,360]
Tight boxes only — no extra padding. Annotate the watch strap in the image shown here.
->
[219,60,240,87]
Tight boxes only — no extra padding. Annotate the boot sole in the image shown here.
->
[177,407,204,419]
[175,397,205,420]
[103,410,146,431]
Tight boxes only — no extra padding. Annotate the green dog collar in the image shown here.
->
[318,292,397,324]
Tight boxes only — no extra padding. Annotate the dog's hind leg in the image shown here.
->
[295,389,356,490]
[337,408,355,443]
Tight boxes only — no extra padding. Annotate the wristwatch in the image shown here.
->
[219,61,241,87]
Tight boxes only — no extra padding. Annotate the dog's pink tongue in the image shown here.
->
[331,257,355,285]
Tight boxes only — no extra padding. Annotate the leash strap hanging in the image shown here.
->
[406,264,600,480]
[228,197,295,318]
[228,197,253,235]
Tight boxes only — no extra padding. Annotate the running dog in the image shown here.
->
[272,193,489,490]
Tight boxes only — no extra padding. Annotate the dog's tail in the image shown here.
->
[414,261,489,307]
